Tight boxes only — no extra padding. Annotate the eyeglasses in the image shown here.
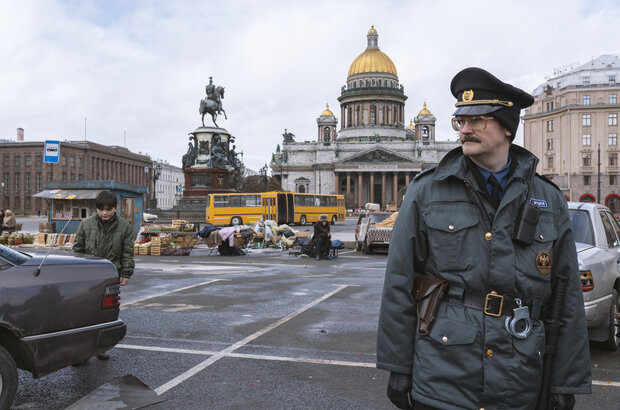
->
[451,116,495,132]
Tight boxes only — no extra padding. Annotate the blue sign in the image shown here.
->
[44,140,60,163]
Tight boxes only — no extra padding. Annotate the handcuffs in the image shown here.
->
[505,298,532,339]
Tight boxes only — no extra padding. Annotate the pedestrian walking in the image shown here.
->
[377,67,591,410]
[73,191,134,361]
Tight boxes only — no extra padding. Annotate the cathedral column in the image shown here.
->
[346,173,351,194]
[381,172,386,209]
[393,173,398,203]
[335,173,340,195]
[370,173,375,204]
[357,173,363,208]
[406,173,410,187]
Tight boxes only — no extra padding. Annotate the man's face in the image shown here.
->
[97,206,116,221]
[457,116,511,160]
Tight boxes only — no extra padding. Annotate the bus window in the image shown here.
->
[214,195,228,207]
[229,195,244,207]
[246,195,260,207]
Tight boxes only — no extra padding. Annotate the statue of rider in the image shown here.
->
[205,76,222,112]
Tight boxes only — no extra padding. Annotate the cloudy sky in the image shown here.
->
[1,0,619,172]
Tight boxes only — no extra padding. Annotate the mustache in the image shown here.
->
[460,136,481,144]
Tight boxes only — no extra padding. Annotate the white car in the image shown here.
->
[568,202,620,350]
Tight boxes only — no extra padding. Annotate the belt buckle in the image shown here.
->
[484,291,504,317]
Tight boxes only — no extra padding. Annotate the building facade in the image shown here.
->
[0,136,152,215]
[154,160,184,210]
[271,27,458,209]
[523,54,620,212]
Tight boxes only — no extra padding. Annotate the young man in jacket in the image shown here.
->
[73,190,135,360]
[377,67,591,409]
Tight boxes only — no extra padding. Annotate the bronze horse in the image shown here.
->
[200,86,227,127]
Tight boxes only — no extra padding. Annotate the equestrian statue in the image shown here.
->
[199,76,227,127]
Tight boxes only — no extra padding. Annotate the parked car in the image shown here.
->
[355,211,393,254]
[568,202,620,350]
[0,245,126,408]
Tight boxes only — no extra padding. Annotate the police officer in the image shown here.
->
[377,67,591,409]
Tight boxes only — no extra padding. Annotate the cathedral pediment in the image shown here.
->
[337,147,417,164]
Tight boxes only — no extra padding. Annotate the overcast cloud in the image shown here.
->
[1,0,619,172]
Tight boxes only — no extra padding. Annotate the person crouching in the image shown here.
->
[312,214,333,260]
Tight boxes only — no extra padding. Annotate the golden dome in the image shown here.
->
[348,27,397,77]
[419,102,431,115]
[407,119,415,130]
[321,103,334,116]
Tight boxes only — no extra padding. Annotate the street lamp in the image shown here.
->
[151,163,162,210]
[260,164,269,192]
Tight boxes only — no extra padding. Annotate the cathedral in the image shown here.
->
[270,26,459,209]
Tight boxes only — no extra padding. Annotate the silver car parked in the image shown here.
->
[568,202,620,350]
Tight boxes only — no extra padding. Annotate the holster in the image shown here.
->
[413,274,449,336]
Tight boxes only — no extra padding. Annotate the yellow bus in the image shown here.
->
[205,192,345,226]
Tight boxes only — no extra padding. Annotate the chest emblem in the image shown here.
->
[536,250,551,275]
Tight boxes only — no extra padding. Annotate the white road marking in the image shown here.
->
[593,380,620,388]
[116,343,375,368]
[153,285,351,395]
[121,279,229,309]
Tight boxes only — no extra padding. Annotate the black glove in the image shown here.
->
[387,372,414,410]
[550,394,575,410]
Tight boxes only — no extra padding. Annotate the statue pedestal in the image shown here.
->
[190,126,231,167]
[183,167,237,199]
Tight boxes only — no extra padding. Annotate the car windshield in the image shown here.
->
[569,209,595,246]
[0,244,32,266]
[369,213,391,224]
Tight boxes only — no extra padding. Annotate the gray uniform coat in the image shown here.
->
[377,145,591,410]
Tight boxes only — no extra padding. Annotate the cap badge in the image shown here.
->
[536,250,551,275]
[462,89,474,102]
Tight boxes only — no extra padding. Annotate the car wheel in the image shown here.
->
[230,216,242,226]
[299,215,306,226]
[331,216,337,225]
[0,345,17,410]
[606,288,619,351]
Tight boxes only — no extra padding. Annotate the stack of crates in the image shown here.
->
[150,236,170,256]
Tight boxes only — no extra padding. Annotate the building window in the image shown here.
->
[583,153,592,166]
[546,120,554,132]
[3,173,9,191]
[610,133,618,145]
[610,75,616,85]
[78,174,83,180]
[36,155,42,166]
[583,95,591,105]
[584,175,591,185]
[78,157,83,168]
[611,94,617,105]
[62,172,67,181]
[2,156,8,167]
[25,172,31,192]
[70,157,75,167]
[610,153,618,166]
[546,101,554,111]
[583,114,591,126]
[370,105,376,125]
[70,173,75,181]
[14,173,20,192]
[47,172,51,182]
[546,138,554,150]
[14,156,20,167]
[61,155,66,166]
[582,134,591,146]
[610,175,618,185]
[582,77,590,86]
[610,113,618,125]
[36,172,42,191]
[25,155,31,166]
[547,157,554,169]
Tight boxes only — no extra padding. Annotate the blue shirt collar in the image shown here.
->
[475,156,512,195]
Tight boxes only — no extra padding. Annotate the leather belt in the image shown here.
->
[450,290,538,319]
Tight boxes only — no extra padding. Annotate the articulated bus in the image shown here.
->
[205,192,345,226]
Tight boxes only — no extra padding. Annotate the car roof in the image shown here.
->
[567,201,611,212]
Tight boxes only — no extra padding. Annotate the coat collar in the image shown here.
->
[432,145,539,185]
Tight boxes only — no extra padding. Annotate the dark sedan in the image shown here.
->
[0,245,126,408]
